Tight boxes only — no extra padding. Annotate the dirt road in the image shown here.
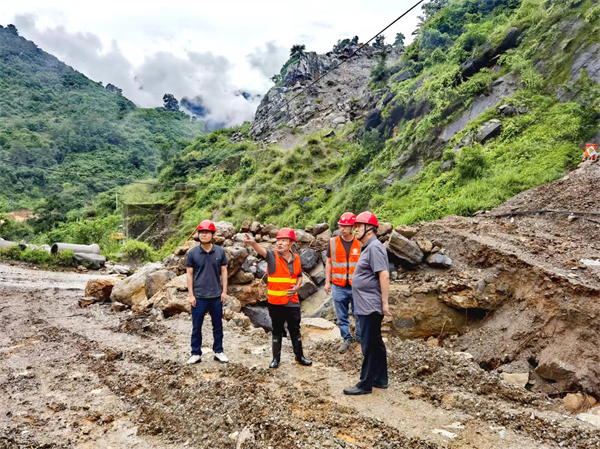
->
[0,262,597,449]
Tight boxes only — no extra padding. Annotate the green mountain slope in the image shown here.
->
[0,24,205,223]
[151,0,599,258]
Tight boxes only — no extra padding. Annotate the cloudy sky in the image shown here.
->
[0,0,424,128]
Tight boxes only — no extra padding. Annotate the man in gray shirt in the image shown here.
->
[344,211,391,395]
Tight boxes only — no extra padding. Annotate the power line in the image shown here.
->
[271,0,426,112]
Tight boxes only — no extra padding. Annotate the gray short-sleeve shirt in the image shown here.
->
[352,235,389,316]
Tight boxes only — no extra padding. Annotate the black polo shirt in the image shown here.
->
[185,244,228,299]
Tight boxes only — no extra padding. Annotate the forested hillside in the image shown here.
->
[153,0,599,256]
[0,24,204,228]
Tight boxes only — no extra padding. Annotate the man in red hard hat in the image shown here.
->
[185,220,230,365]
[343,211,391,395]
[245,228,312,369]
[325,212,362,354]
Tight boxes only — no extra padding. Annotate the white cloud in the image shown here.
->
[2,0,424,128]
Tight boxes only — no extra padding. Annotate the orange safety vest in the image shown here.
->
[267,252,302,305]
[330,236,361,287]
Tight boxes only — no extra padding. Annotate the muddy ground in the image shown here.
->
[1,263,599,449]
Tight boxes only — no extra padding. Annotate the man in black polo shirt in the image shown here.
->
[186,220,229,365]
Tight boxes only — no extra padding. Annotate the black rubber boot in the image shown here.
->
[270,336,282,369]
[291,336,312,366]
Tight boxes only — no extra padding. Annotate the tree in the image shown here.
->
[163,94,179,112]
[373,34,386,49]
[394,32,405,48]
[290,44,306,57]
[6,24,18,36]
[351,36,359,45]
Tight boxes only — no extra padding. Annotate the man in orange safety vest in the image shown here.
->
[325,212,362,354]
[244,228,312,369]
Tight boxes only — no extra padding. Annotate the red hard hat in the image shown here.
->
[275,227,296,242]
[355,211,379,227]
[197,220,216,232]
[338,212,356,226]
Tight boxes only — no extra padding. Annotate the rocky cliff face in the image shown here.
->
[249,44,402,145]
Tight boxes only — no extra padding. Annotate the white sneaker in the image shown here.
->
[186,355,201,365]
[214,352,229,363]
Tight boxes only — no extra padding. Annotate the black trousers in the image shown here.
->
[268,304,301,340]
[356,313,388,390]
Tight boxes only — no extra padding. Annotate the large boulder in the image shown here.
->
[385,231,424,265]
[250,221,262,234]
[215,221,236,240]
[426,253,453,268]
[299,248,319,271]
[298,273,318,300]
[85,278,119,302]
[110,262,164,307]
[145,269,177,299]
[388,284,468,339]
[242,305,272,331]
[476,119,502,144]
[225,246,249,278]
[228,279,264,307]
[148,286,190,317]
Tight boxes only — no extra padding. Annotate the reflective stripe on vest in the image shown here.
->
[330,236,361,287]
[267,252,301,305]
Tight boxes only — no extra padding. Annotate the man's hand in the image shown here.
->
[188,294,196,307]
[221,292,228,305]
[243,233,254,245]
[324,282,332,295]
[382,303,392,317]
[286,285,299,297]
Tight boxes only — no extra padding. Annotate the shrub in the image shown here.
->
[456,145,488,181]
[120,240,156,264]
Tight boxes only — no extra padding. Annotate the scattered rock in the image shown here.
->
[110,301,128,312]
[313,223,329,235]
[226,247,249,278]
[295,229,315,245]
[426,253,453,268]
[111,265,132,275]
[502,372,529,389]
[323,130,335,138]
[576,413,600,428]
[228,296,242,313]
[385,231,424,265]
[85,278,118,302]
[215,221,236,240]
[249,221,262,234]
[308,262,325,285]
[394,225,419,239]
[416,238,433,253]
[255,261,268,281]
[77,265,88,273]
[564,393,597,413]
[299,248,319,271]
[242,305,272,331]
[145,269,177,299]
[476,119,502,144]
[301,317,341,341]
[78,297,95,308]
[175,241,198,257]
[230,270,255,285]
[261,224,280,239]
[298,274,318,300]
[315,229,332,243]
[228,279,264,307]
[377,222,393,238]
[301,289,334,319]
[74,253,106,270]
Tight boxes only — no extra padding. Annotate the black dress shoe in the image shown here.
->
[373,383,388,389]
[343,385,372,395]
